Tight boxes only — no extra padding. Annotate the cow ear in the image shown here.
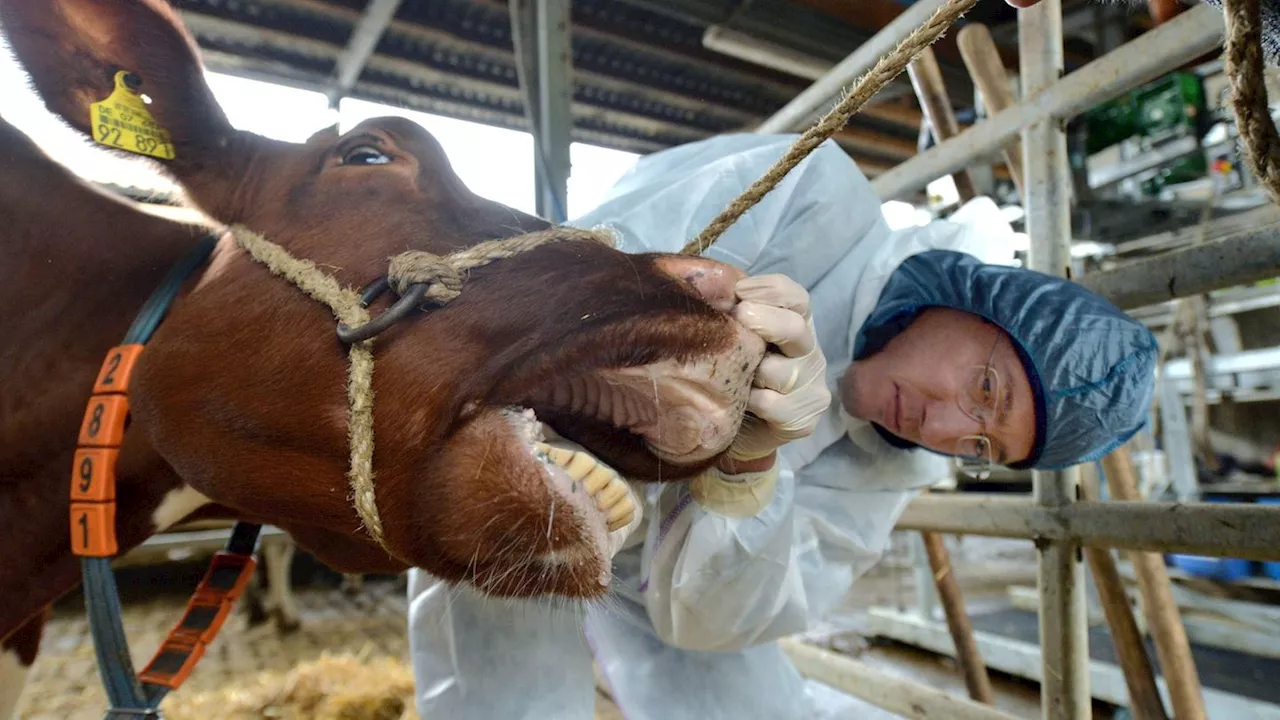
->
[0,0,238,177]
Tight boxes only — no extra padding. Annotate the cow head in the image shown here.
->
[0,0,766,598]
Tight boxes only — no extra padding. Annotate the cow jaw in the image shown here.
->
[457,408,638,598]
[522,320,765,466]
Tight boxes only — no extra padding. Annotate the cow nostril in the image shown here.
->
[652,255,745,312]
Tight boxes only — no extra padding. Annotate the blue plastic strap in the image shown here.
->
[122,234,218,346]
[78,234,218,719]
[84,558,148,709]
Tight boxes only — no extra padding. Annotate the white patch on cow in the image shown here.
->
[0,648,28,720]
[151,485,212,532]
[191,231,237,295]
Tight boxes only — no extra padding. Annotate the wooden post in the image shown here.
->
[922,530,997,704]
[956,23,1026,199]
[1079,467,1169,720]
[779,639,1024,720]
[906,45,979,201]
[1102,445,1208,720]
[1021,3,1092,716]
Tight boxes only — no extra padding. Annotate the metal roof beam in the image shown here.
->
[182,11,709,150]
[757,0,953,133]
[327,0,403,107]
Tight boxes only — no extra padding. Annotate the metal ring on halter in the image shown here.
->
[357,275,392,307]
[336,279,429,345]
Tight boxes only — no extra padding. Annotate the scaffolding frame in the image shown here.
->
[759,2,1280,718]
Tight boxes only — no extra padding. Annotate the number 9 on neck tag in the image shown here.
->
[89,70,176,160]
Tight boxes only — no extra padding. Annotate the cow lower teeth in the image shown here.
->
[535,440,636,532]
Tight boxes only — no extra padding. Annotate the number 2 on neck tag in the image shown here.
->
[89,70,176,160]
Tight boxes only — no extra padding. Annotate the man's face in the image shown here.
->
[840,307,1037,467]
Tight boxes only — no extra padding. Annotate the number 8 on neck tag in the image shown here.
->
[89,70,176,160]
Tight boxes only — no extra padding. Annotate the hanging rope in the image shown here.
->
[679,0,978,256]
[1225,0,1280,205]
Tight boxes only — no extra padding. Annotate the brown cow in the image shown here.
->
[0,0,766,710]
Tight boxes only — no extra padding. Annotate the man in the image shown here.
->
[406,133,1157,718]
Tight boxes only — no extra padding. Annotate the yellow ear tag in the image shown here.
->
[89,71,175,160]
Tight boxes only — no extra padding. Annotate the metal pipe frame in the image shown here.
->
[326,0,403,107]
[530,0,572,223]
[870,2,1227,201]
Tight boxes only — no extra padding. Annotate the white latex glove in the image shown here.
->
[726,273,831,462]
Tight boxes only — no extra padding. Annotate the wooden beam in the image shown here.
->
[778,639,1023,720]
[1079,468,1169,720]
[849,156,893,177]
[957,23,1026,199]
[859,101,925,129]
[922,530,996,704]
[895,494,1280,562]
[832,127,919,160]
[906,46,978,201]
[1102,447,1208,720]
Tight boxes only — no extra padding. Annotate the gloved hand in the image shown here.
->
[725,273,831,463]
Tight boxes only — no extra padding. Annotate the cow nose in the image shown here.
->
[652,255,746,312]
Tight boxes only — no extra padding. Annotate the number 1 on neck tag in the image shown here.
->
[89,70,176,160]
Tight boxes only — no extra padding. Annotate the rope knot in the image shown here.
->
[388,250,467,303]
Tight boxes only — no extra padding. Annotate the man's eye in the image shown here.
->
[342,145,391,166]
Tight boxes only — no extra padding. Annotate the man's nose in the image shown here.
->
[917,399,980,454]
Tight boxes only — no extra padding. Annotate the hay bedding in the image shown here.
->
[159,650,419,720]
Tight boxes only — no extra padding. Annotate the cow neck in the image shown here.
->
[68,231,266,718]
[226,223,617,554]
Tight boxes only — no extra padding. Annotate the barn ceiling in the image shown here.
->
[164,0,1142,178]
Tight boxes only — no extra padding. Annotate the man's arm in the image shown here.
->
[567,133,890,651]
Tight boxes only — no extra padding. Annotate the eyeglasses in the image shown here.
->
[953,335,1002,480]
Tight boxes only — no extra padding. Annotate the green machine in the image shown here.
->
[1074,70,1212,196]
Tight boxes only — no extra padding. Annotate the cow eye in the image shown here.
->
[342,145,391,166]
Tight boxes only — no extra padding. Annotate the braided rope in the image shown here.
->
[1224,0,1280,206]
[388,227,617,299]
[679,0,978,256]
[232,226,387,551]
[230,225,615,554]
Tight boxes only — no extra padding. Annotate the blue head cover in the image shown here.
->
[853,249,1158,470]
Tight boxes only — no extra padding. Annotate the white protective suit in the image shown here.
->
[406,133,1019,719]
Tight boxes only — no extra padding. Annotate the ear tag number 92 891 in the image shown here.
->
[89,70,176,160]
